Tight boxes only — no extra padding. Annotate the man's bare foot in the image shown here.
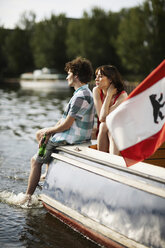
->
[18,194,31,206]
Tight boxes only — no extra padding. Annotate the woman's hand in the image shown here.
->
[93,86,101,97]
[107,84,117,97]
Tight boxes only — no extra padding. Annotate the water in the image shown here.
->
[0,85,99,248]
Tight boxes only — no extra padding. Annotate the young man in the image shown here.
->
[21,57,95,205]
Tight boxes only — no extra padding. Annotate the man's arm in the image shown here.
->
[46,115,75,136]
[38,115,75,146]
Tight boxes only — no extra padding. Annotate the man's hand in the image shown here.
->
[39,134,51,147]
[37,128,51,148]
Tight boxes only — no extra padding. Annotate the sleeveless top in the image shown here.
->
[96,90,125,136]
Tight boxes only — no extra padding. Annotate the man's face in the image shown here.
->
[66,69,75,87]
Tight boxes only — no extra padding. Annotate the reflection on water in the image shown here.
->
[0,88,72,140]
[0,86,98,248]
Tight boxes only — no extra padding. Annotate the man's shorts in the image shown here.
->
[34,140,67,164]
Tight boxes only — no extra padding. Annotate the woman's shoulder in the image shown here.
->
[122,91,128,98]
[93,86,101,97]
[122,90,128,95]
[118,90,128,97]
[114,91,128,104]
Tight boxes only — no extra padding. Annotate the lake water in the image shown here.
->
[0,85,99,248]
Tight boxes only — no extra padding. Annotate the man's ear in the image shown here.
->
[74,75,79,81]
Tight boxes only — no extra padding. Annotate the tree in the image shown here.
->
[66,8,121,70]
[2,11,36,76]
[66,18,82,59]
[16,11,36,31]
[143,0,165,70]
[0,27,9,78]
[116,0,165,75]
[117,7,147,75]
[31,14,68,72]
[3,28,34,75]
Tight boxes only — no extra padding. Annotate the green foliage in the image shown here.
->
[66,8,121,70]
[66,19,82,59]
[116,7,147,74]
[0,27,9,77]
[31,14,68,72]
[143,0,165,70]
[0,12,35,77]
[0,1,164,79]
[116,0,165,75]
[3,28,34,75]
[16,11,36,30]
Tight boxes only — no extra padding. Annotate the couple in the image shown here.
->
[21,57,127,205]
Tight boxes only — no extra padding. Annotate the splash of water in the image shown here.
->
[0,191,43,209]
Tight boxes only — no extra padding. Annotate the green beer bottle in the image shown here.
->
[38,134,47,157]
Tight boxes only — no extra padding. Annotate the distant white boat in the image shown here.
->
[20,67,69,91]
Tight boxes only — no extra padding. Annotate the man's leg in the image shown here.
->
[26,156,43,196]
[18,156,43,205]
[36,129,50,180]
[41,163,49,180]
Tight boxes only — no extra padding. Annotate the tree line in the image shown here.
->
[0,0,164,82]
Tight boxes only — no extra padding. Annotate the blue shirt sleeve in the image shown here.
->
[68,96,89,120]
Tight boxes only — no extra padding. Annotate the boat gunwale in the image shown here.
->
[55,145,165,185]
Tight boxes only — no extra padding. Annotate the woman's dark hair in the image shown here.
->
[95,65,125,92]
[65,57,93,83]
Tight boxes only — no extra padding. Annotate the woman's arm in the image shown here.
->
[99,85,117,122]
[93,86,103,119]
[108,92,128,114]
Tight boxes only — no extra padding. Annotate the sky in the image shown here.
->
[0,0,145,29]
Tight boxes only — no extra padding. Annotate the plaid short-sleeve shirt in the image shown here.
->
[51,85,95,144]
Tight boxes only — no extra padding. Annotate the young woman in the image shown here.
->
[93,65,128,154]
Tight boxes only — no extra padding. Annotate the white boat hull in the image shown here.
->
[39,143,165,247]
[20,80,70,91]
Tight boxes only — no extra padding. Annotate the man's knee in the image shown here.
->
[30,156,42,169]
[31,156,37,168]
[31,156,36,164]
[36,130,40,142]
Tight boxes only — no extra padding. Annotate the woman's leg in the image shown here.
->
[97,122,109,152]
[109,133,120,155]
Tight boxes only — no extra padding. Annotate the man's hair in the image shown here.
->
[65,57,93,83]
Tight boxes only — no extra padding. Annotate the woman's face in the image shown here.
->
[95,69,110,90]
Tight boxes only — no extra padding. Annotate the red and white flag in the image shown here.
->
[106,60,165,167]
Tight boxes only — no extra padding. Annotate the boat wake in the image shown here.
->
[0,191,43,209]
